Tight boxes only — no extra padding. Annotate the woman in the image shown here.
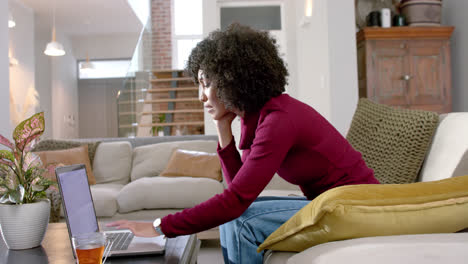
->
[108,23,379,264]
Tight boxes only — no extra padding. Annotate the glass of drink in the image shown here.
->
[72,232,108,264]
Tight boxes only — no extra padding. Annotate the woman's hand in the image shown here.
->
[215,112,237,148]
[106,220,161,237]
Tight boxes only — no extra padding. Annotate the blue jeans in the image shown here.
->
[219,196,309,264]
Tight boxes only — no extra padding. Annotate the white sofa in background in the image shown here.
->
[67,135,225,223]
[263,112,468,264]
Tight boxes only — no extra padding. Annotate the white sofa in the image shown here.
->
[263,112,468,264]
[65,135,227,223]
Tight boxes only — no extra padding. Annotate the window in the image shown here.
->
[172,0,203,69]
[78,59,131,79]
[220,6,282,31]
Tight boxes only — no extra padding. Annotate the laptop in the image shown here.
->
[55,164,166,258]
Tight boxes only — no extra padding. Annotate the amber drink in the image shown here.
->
[72,232,107,264]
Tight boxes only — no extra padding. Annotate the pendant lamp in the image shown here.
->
[44,0,65,56]
[80,52,95,71]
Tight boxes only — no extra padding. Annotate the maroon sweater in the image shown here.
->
[161,94,379,237]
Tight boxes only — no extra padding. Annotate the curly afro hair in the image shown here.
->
[186,23,288,114]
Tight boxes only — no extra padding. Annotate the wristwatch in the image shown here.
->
[153,218,165,236]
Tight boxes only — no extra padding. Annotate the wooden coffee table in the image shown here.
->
[0,223,200,264]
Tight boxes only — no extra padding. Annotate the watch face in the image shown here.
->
[153,218,161,227]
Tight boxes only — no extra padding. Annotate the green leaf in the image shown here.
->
[9,184,25,204]
[0,194,10,204]
[0,149,15,167]
[0,150,15,162]
[12,112,45,152]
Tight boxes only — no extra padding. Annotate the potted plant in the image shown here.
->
[0,112,55,250]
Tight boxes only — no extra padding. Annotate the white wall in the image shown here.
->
[442,0,468,112]
[50,32,79,139]
[328,0,359,135]
[9,0,36,127]
[0,1,11,139]
[294,0,331,119]
[34,16,53,139]
[72,33,139,60]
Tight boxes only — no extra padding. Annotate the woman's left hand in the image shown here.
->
[106,220,160,237]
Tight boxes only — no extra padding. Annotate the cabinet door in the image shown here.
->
[407,40,451,110]
[367,40,409,106]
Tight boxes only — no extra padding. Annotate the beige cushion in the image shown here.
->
[160,149,222,181]
[419,113,468,182]
[90,184,124,217]
[93,141,132,184]
[35,145,96,185]
[131,140,218,181]
[117,176,224,213]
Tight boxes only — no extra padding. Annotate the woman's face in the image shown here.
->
[198,70,229,120]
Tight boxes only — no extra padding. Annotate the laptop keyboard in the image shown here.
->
[107,232,134,251]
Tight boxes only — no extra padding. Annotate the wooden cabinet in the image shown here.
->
[357,26,454,113]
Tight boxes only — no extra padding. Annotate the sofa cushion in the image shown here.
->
[93,141,132,184]
[35,145,97,185]
[117,176,224,213]
[346,98,439,184]
[285,233,468,264]
[257,175,468,253]
[131,140,218,181]
[90,183,124,217]
[32,139,100,168]
[160,149,222,181]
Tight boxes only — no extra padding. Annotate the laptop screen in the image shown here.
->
[57,167,99,237]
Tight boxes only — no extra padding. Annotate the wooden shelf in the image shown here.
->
[139,121,204,127]
[356,26,455,42]
[148,87,198,92]
[119,98,201,104]
[119,109,204,116]
[119,121,204,128]
[150,77,192,83]
[152,69,184,73]
[119,87,198,94]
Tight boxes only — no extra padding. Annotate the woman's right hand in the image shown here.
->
[215,112,237,148]
[106,220,161,237]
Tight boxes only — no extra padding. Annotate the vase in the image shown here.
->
[400,0,442,26]
[0,199,50,250]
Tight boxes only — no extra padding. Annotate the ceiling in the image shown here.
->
[19,0,143,36]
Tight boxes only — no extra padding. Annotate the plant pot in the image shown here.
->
[0,199,50,250]
[400,0,442,26]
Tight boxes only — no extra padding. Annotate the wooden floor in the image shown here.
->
[197,239,224,264]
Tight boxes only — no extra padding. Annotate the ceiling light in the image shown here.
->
[80,53,95,71]
[44,0,65,56]
[8,12,16,28]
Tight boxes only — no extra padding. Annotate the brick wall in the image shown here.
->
[151,0,172,70]
[149,0,204,136]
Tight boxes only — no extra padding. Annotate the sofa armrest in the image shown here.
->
[419,113,468,182]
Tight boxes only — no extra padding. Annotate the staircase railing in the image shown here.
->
[117,3,204,137]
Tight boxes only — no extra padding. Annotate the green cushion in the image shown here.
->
[346,99,439,184]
